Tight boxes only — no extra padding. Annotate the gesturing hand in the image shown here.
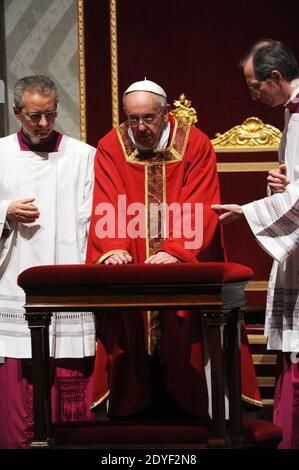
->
[7,198,40,224]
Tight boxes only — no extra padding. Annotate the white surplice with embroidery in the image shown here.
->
[0,133,96,358]
[242,81,299,352]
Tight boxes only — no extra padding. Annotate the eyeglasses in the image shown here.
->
[22,110,58,123]
[127,107,163,127]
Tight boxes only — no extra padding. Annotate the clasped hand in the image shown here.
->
[6,198,40,223]
[267,164,290,193]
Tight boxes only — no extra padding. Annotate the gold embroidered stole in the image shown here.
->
[116,118,190,355]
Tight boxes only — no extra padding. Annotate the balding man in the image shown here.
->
[212,40,299,448]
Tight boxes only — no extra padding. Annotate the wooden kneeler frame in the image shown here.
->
[17,262,277,449]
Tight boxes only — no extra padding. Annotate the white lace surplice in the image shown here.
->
[243,107,299,352]
[0,133,96,358]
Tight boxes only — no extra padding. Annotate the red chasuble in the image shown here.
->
[87,115,261,416]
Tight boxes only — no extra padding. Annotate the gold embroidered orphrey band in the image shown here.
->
[77,0,119,140]
[77,0,87,142]
[110,0,119,128]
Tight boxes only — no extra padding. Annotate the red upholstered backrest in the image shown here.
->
[18,263,253,288]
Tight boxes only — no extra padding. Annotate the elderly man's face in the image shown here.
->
[124,91,169,151]
[14,90,58,141]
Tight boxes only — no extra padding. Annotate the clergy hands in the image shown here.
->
[104,251,133,264]
[144,251,180,264]
[267,164,290,193]
[7,197,40,223]
[211,204,243,224]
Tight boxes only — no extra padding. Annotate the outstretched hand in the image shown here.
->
[211,204,243,224]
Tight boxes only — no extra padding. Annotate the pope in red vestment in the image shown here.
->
[86,80,261,418]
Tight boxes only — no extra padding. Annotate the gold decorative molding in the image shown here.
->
[170,94,198,126]
[245,280,269,291]
[261,398,274,406]
[212,117,282,152]
[257,376,275,387]
[248,335,267,345]
[217,161,278,172]
[110,0,119,127]
[77,0,87,142]
[252,354,277,365]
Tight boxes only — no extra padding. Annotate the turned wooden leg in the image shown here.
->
[25,312,54,448]
[204,310,229,447]
[226,307,244,444]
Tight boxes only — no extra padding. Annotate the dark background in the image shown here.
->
[84,0,299,145]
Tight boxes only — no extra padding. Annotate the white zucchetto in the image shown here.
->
[124,79,167,98]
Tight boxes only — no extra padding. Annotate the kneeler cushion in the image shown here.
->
[18,262,253,288]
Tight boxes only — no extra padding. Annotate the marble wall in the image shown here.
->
[4,0,81,139]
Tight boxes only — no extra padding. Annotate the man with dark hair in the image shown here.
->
[212,40,299,448]
[0,75,96,448]
[239,39,299,84]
